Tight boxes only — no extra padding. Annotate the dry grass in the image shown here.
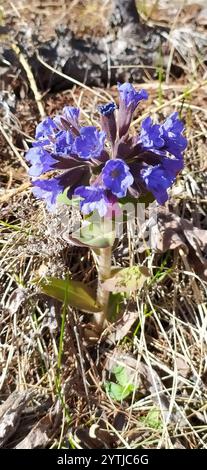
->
[0,0,207,450]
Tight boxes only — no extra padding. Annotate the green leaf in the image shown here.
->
[113,365,129,387]
[107,292,124,322]
[57,189,80,207]
[39,277,102,313]
[104,364,136,401]
[102,265,150,294]
[104,381,135,401]
[142,408,162,430]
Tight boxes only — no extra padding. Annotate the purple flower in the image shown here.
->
[33,163,90,210]
[25,82,187,214]
[74,186,109,217]
[118,83,148,110]
[118,82,148,137]
[32,176,66,210]
[162,112,187,157]
[73,126,106,159]
[99,102,117,144]
[25,146,57,177]
[140,117,164,150]
[35,117,56,140]
[102,159,134,198]
[140,113,187,159]
[162,155,183,174]
[63,106,79,123]
[99,102,116,116]
[55,131,74,155]
[53,106,80,133]
[140,164,175,205]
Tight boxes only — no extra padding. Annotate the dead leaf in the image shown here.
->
[138,207,207,280]
[106,310,140,343]
[6,287,27,315]
[138,1,202,26]
[0,391,32,448]
[196,7,207,26]
[175,357,190,379]
[15,414,53,449]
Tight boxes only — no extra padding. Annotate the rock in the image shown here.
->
[1,0,164,92]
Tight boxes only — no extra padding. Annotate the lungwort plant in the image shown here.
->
[26,82,187,331]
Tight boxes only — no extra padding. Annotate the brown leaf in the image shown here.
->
[175,357,190,379]
[196,6,207,26]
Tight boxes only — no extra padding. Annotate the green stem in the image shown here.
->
[93,246,112,329]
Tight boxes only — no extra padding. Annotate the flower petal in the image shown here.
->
[140,164,174,204]
[102,159,134,198]
[75,186,109,216]
[35,117,56,140]
[25,146,57,177]
[118,82,148,137]
[73,126,106,159]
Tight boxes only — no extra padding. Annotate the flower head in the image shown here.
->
[25,83,187,214]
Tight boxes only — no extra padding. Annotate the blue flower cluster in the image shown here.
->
[26,82,187,214]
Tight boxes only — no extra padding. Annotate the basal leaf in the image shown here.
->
[39,277,102,313]
[107,292,124,322]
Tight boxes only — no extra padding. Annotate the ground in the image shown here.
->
[0,0,207,449]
